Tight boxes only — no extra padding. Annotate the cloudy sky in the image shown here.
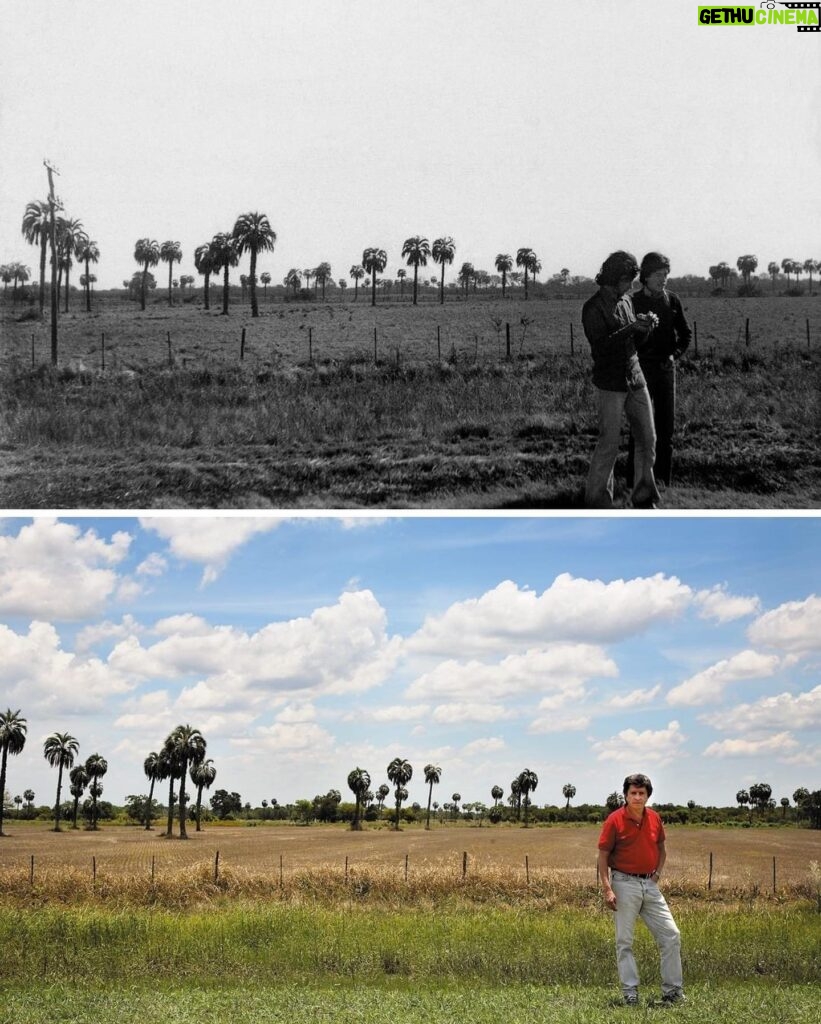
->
[1,514,818,811]
[2,1,819,290]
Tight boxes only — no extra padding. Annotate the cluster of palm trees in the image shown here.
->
[707,255,819,294]
[0,708,108,835]
[19,199,99,314]
[142,725,216,838]
[188,212,276,318]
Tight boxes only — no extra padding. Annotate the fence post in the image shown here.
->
[462,851,468,879]
[151,855,155,883]
[525,855,530,885]
[405,853,409,882]
[570,322,575,356]
[30,855,34,886]
[167,331,172,367]
[708,851,713,890]
[214,850,220,883]
[279,854,283,890]
[745,318,750,348]
[241,327,246,361]
[773,856,776,895]
[505,323,511,360]
[92,856,97,883]
[101,332,105,370]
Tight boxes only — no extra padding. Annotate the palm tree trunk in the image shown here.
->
[85,258,91,312]
[53,763,64,831]
[371,274,376,307]
[145,779,155,830]
[250,249,258,317]
[204,272,210,311]
[168,261,173,306]
[413,265,418,306]
[426,784,433,830]
[141,263,148,311]
[166,776,175,836]
[72,795,80,829]
[178,758,188,839]
[39,235,48,316]
[502,272,507,299]
[64,264,70,313]
[195,785,203,831]
[222,265,229,315]
[440,264,445,305]
[0,747,8,836]
[524,268,529,300]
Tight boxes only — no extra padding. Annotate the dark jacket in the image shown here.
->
[632,288,691,362]
[582,287,644,392]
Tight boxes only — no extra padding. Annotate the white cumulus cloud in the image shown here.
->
[695,585,761,623]
[703,733,798,758]
[591,720,686,767]
[701,684,821,734]
[0,518,131,619]
[747,595,821,653]
[666,650,780,707]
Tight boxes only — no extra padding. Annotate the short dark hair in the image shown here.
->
[623,773,653,796]
[596,251,639,287]
[639,252,671,284]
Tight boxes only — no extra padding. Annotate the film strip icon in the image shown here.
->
[776,2,821,31]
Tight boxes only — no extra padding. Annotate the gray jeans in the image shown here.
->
[611,870,683,996]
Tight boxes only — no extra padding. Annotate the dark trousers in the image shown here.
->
[627,357,676,487]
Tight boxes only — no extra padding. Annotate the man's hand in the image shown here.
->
[603,887,617,912]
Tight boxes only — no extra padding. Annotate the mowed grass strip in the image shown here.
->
[1,905,818,985]
[1,981,819,1024]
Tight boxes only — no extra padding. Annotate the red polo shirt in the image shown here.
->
[598,805,666,874]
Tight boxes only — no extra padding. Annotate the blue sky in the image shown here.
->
[0,515,819,811]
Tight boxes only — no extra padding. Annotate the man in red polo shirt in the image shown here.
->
[598,773,684,1006]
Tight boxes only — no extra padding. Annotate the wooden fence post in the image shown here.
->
[570,322,575,356]
[745,318,750,347]
[405,853,409,882]
[101,332,105,370]
[214,850,220,883]
[773,856,776,895]
[279,854,283,890]
[92,856,96,883]
[241,327,246,361]
[708,851,713,891]
[30,855,34,886]
[505,323,511,360]
[462,851,468,879]
[525,855,530,885]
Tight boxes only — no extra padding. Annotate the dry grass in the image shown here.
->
[0,823,816,909]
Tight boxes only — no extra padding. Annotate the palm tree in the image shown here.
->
[69,764,88,829]
[167,724,206,838]
[495,254,513,298]
[376,783,390,815]
[396,268,407,299]
[158,742,177,837]
[362,248,387,307]
[23,789,34,811]
[55,217,87,312]
[781,258,796,288]
[736,788,750,821]
[160,241,182,306]
[516,248,535,299]
[491,785,503,808]
[260,271,271,299]
[423,764,441,830]
[9,262,31,304]
[401,236,431,306]
[527,254,542,289]
[314,261,332,301]
[0,265,12,301]
[21,200,51,315]
[386,757,413,830]
[767,261,779,292]
[211,233,239,315]
[736,254,758,292]
[190,758,216,832]
[347,767,371,830]
[349,264,365,301]
[284,268,302,296]
[518,769,538,827]
[43,732,79,832]
[142,751,163,830]
[451,793,461,820]
[510,776,523,820]
[84,753,108,830]
[194,242,218,310]
[134,238,160,311]
[804,258,818,295]
[0,710,27,836]
[232,212,277,317]
[75,239,100,312]
[562,783,576,813]
[303,268,314,295]
[431,237,455,305]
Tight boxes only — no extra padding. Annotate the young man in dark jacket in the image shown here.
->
[628,253,692,488]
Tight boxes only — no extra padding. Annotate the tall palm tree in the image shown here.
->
[56,217,87,312]
[211,233,239,315]
[423,764,441,830]
[349,264,365,301]
[386,757,413,830]
[767,261,779,292]
[804,258,818,295]
[134,238,160,311]
[432,237,455,305]
[21,200,51,315]
[0,265,12,301]
[9,262,31,304]
[260,271,271,299]
[69,764,88,829]
[0,709,27,836]
[303,268,314,295]
[160,241,182,306]
[194,242,217,310]
[518,769,538,827]
[143,751,163,831]
[159,741,178,837]
[347,767,371,830]
[76,239,100,312]
[527,253,542,290]
[167,724,206,838]
[376,783,390,815]
[23,789,34,810]
[458,262,474,298]
[284,268,302,297]
[43,732,79,832]
[451,793,461,820]
[401,236,431,306]
[495,254,513,298]
[84,753,108,830]
[190,757,216,832]
[516,248,535,299]
[491,785,503,807]
[362,248,387,307]
[736,254,758,292]
[314,261,332,301]
[562,783,576,812]
[510,776,522,820]
[396,268,407,299]
[232,212,277,317]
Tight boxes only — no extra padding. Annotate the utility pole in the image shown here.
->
[44,158,62,365]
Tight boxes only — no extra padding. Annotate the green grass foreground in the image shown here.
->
[0,981,818,1024]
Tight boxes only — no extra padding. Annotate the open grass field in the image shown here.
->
[1,295,818,508]
[1,824,818,1024]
